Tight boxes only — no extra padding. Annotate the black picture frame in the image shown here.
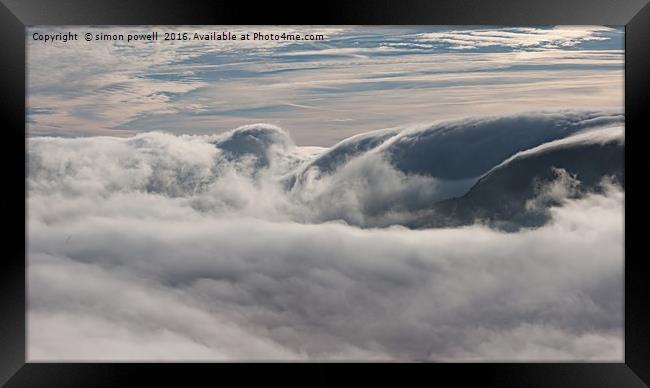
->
[1,0,648,386]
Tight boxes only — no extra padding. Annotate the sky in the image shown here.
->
[27,26,624,146]
[27,26,625,361]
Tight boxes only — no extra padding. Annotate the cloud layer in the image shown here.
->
[28,110,624,361]
[27,26,623,145]
[416,26,618,50]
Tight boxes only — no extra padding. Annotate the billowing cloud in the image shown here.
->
[28,110,624,361]
[28,110,622,227]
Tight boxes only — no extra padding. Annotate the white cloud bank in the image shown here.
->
[27,111,624,361]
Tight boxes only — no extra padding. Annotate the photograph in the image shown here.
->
[26,25,625,361]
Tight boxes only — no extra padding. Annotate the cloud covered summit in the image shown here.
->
[28,110,624,360]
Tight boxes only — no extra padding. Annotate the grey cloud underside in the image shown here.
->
[28,109,624,360]
[415,126,624,230]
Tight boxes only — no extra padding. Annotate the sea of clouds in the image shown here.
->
[28,110,624,361]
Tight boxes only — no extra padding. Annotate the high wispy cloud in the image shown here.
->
[27,26,623,145]
[416,26,618,50]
